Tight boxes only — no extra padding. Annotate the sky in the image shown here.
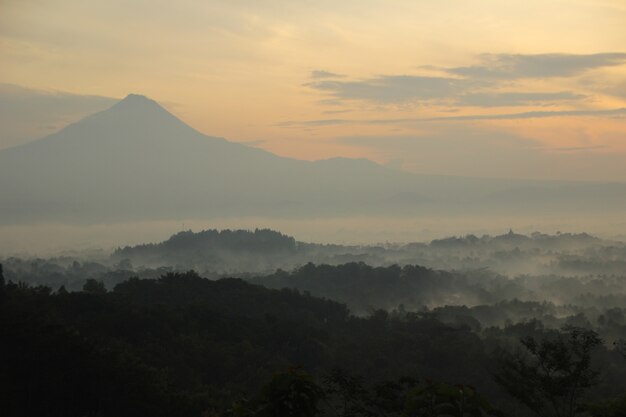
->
[2,0,626,181]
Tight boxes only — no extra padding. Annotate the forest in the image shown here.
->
[2,229,626,416]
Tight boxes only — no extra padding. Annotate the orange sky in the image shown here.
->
[1,0,626,181]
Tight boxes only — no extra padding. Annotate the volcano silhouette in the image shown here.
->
[1,94,624,223]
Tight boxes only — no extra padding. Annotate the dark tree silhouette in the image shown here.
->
[230,368,325,417]
[82,278,107,294]
[404,381,502,417]
[496,326,602,417]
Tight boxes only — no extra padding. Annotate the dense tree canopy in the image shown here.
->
[2,268,625,417]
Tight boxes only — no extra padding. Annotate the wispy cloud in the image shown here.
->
[306,53,626,108]
[551,145,608,152]
[279,118,351,127]
[420,107,626,121]
[322,109,352,115]
[306,75,468,103]
[310,70,345,79]
[456,91,585,107]
[280,107,626,127]
[447,53,626,79]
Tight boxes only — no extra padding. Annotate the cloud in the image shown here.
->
[280,107,626,127]
[603,79,626,100]
[306,75,468,103]
[422,107,626,121]
[306,53,626,108]
[0,84,118,149]
[322,109,352,115]
[310,70,345,79]
[279,118,351,127]
[447,53,626,79]
[551,145,608,152]
[456,91,585,107]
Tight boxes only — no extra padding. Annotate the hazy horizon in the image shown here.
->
[3,213,626,257]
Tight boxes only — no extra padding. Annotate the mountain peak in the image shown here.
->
[39,92,195,142]
[113,93,160,109]
[121,93,151,102]
[97,93,176,122]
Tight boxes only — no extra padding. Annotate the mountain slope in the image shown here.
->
[1,94,624,223]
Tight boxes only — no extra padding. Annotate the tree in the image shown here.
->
[0,263,5,300]
[404,381,502,417]
[587,395,626,417]
[83,278,107,294]
[323,368,375,417]
[495,326,602,417]
[614,339,626,358]
[230,368,325,417]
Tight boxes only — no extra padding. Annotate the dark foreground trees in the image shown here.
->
[226,368,502,417]
[1,270,625,417]
[496,326,602,417]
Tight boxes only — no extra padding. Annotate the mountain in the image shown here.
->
[1,94,625,223]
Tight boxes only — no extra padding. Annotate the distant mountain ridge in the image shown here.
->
[1,94,625,223]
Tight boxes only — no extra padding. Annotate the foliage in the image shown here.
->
[495,326,602,417]
[83,277,107,294]
[586,394,626,417]
[1,270,625,417]
[229,368,325,417]
[404,381,503,417]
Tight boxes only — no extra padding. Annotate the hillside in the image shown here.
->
[1,94,625,224]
